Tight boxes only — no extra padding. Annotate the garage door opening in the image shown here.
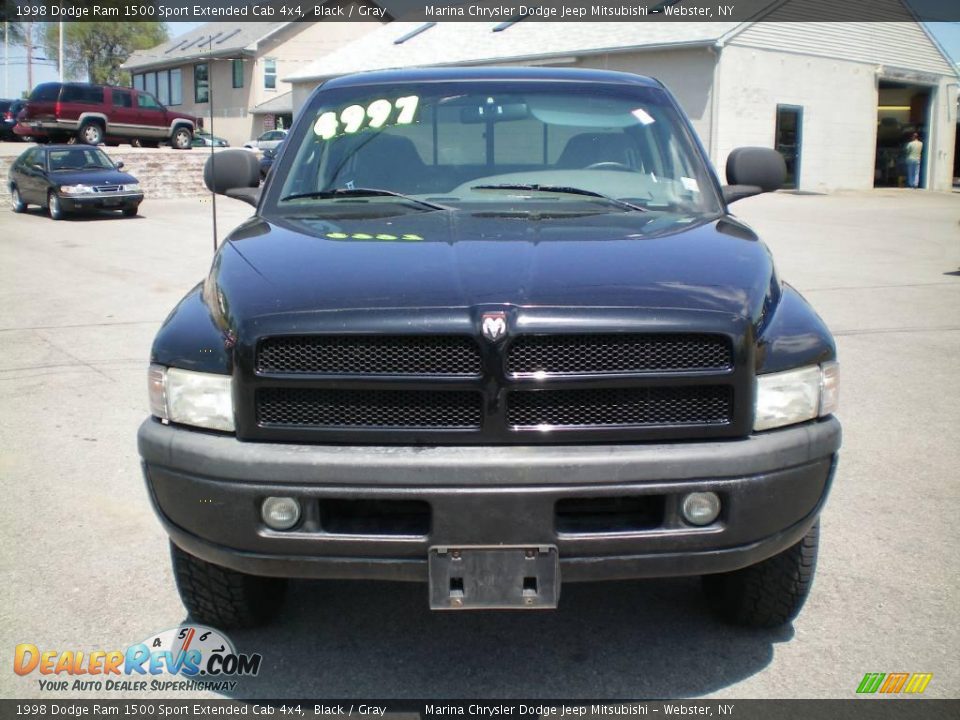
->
[875,81,931,188]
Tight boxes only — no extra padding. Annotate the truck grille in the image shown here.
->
[256,388,482,429]
[257,335,482,376]
[243,328,747,443]
[507,334,731,375]
[507,386,733,428]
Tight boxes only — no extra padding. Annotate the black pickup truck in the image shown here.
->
[138,67,840,629]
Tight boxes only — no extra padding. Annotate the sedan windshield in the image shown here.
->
[269,80,722,218]
[47,147,114,172]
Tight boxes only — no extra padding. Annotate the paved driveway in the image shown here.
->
[0,189,957,699]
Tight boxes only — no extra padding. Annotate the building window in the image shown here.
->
[144,72,157,99]
[263,58,276,90]
[195,63,209,103]
[170,69,182,106]
[157,69,170,106]
[132,74,144,91]
[232,59,244,89]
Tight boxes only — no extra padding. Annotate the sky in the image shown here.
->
[2,18,959,100]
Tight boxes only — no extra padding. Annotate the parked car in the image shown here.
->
[1,99,23,140]
[13,82,200,149]
[243,129,287,151]
[9,144,143,219]
[142,67,840,630]
[192,131,229,148]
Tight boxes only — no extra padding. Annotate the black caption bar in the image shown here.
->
[2,700,959,719]
[4,0,960,22]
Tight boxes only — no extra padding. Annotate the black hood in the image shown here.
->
[209,210,778,335]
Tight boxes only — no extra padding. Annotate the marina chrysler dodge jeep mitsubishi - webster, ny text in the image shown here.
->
[138,67,841,629]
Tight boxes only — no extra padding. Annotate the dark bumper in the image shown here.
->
[138,417,841,582]
[60,193,142,211]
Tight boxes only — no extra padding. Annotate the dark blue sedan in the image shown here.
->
[8,144,144,219]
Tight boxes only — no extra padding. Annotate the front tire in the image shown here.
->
[171,126,193,150]
[47,191,65,220]
[122,204,139,217]
[77,121,104,146]
[170,542,287,629]
[702,521,819,628]
[11,185,26,212]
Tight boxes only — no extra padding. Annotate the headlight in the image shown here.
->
[122,183,140,192]
[59,184,94,195]
[754,361,839,432]
[148,364,234,432]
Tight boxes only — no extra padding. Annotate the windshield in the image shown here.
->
[47,147,114,171]
[268,80,722,219]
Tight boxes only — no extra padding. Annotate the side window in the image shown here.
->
[62,85,104,104]
[137,93,162,110]
[30,84,61,102]
[24,148,43,168]
[112,90,133,108]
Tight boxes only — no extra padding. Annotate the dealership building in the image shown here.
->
[287,0,959,192]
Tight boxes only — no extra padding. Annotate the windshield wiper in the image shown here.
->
[471,183,647,212]
[280,187,453,212]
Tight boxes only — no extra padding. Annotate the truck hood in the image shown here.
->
[211,210,779,328]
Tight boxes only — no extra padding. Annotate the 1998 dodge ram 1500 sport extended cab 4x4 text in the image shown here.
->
[138,68,841,629]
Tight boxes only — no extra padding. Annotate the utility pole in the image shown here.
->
[25,21,33,92]
[4,22,8,98]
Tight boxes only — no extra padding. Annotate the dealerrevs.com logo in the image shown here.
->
[14,625,262,693]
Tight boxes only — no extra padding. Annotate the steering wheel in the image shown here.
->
[584,161,635,172]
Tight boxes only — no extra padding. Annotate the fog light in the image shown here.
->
[261,497,301,530]
[681,492,721,526]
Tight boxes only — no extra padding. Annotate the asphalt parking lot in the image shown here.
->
[1,189,958,700]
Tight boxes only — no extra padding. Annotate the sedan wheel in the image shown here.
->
[11,186,26,213]
[48,191,65,220]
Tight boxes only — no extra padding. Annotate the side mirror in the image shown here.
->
[722,147,786,204]
[115,161,124,169]
[203,149,261,207]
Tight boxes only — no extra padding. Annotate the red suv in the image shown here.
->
[14,82,201,149]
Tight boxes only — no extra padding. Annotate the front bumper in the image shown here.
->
[138,417,840,582]
[59,192,142,211]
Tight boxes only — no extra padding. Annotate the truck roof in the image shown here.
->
[322,66,663,90]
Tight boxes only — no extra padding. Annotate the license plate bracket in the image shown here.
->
[428,545,559,610]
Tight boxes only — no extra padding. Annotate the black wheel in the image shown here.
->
[11,185,26,212]
[171,126,193,150]
[702,521,819,628]
[170,542,287,629]
[47,191,65,220]
[137,138,159,148]
[77,121,104,146]
[122,205,139,217]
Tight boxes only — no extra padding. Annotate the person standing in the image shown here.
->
[904,132,923,189]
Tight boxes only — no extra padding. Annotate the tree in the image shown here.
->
[42,22,168,85]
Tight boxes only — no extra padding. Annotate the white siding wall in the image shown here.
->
[732,13,954,77]
[715,44,957,192]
